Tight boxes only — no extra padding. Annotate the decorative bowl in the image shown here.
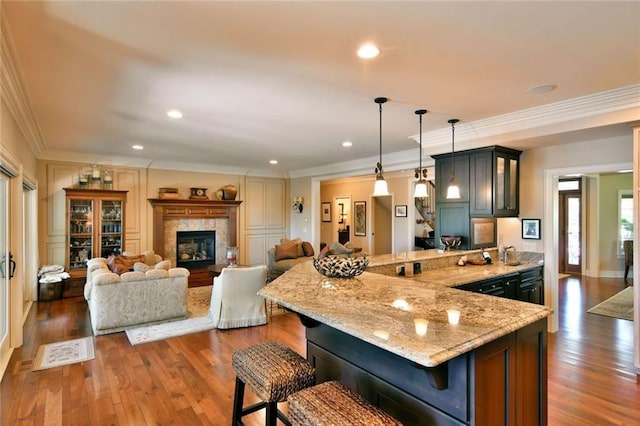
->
[440,235,462,249]
[313,255,369,278]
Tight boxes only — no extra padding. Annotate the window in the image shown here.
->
[618,189,633,256]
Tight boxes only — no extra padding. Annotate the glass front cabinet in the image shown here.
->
[64,188,128,296]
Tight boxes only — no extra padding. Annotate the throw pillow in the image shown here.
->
[317,245,330,259]
[281,237,304,257]
[107,254,145,274]
[275,242,299,261]
[133,262,150,273]
[154,260,171,270]
[302,241,315,257]
[142,250,158,266]
[330,241,353,255]
[110,262,128,275]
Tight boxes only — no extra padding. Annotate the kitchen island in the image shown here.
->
[259,256,551,425]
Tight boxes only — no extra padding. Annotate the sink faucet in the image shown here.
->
[503,246,515,263]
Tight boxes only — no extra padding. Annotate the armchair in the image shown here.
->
[209,265,268,329]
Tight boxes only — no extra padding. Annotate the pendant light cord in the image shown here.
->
[419,113,423,172]
[448,119,459,178]
[374,97,388,176]
[379,101,383,169]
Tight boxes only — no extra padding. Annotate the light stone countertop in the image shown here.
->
[259,258,551,368]
[410,257,545,288]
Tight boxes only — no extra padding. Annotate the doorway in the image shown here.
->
[372,195,392,255]
[333,196,351,244]
[559,178,582,274]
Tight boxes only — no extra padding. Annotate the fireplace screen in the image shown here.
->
[176,230,216,269]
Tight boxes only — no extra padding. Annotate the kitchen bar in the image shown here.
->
[259,251,551,425]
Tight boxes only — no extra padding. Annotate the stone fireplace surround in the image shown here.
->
[148,199,242,285]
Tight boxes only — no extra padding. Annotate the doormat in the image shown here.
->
[33,336,95,371]
[587,287,634,321]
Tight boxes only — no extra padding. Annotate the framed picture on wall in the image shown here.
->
[395,205,407,217]
[354,201,366,236]
[321,202,331,222]
[522,218,541,240]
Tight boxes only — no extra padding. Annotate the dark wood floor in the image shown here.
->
[1,275,638,425]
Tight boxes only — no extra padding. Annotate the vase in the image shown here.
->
[222,185,237,200]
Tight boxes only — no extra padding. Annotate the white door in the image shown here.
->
[0,173,11,375]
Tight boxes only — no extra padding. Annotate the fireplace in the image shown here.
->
[176,231,216,269]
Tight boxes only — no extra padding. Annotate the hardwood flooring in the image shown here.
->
[1,276,638,425]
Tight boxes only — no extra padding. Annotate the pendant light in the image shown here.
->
[373,97,389,197]
[413,109,429,198]
[446,119,461,199]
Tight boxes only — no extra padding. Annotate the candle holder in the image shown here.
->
[226,246,238,266]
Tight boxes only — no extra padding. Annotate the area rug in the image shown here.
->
[587,287,634,321]
[33,336,95,371]
[558,273,571,279]
[126,285,213,345]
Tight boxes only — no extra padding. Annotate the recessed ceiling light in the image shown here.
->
[132,145,144,150]
[269,160,278,165]
[342,141,353,147]
[357,43,380,59]
[527,83,558,94]
[166,109,183,119]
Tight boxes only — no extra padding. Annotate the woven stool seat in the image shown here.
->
[288,381,402,426]
[232,342,316,426]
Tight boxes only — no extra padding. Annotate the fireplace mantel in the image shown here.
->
[148,198,242,257]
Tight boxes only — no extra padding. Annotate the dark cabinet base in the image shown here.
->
[304,318,547,426]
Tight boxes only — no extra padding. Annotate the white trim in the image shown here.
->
[0,145,19,178]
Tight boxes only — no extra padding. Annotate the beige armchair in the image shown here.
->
[209,265,268,329]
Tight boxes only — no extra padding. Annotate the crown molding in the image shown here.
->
[408,83,640,147]
[291,84,640,179]
[0,9,47,156]
[37,149,288,178]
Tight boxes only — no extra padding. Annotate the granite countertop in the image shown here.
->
[367,248,483,268]
[259,260,551,368]
[411,256,545,288]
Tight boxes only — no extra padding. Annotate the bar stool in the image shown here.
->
[287,381,402,426]
[231,342,316,426]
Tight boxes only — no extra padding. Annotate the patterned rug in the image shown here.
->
[126,285,213,345]
[33,336,95,371]
[587,287,634,321]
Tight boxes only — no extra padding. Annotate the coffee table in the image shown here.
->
[207,263,244,277]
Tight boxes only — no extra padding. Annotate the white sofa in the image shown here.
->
[84,253,190,335]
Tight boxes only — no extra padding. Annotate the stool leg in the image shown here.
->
[265,401,277,426]
[232,377,245,426]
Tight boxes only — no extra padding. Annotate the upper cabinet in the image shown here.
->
[434,154,470,203]
[434,146,521,218]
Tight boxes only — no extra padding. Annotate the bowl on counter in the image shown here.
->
[313,256,369,278]
[440,235,462,249]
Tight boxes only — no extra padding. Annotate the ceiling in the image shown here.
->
[4,1,640,177]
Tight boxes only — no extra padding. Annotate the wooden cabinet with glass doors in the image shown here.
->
[64,188,128,297]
